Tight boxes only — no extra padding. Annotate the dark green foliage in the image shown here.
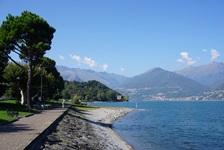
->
[3,57,64,101]
[62,80,123,102]
[39,57,64,100]
[0,46,9,97]
[0,11,55,62]
[3,62,27,99]
[0,11,56,108]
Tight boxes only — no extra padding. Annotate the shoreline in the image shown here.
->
[43,107,134,150]
[85,107,134,150]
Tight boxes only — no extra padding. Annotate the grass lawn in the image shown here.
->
[0,99,99,125]
[0,100,32,124]
[43,99,61,106]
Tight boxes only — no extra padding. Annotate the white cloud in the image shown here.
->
[70,54,98,68]
[102,64,108,71]
[177,58,184,63]
[177,52,196,65]
[59,55,65,60]
[70,54,112,69]
[202,49,207,52]
[120,68,125,72]
[70,54,82,62]
[83,57,97,68]
[211,49,220,61]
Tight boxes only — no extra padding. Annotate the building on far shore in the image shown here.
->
[117,94,122,100]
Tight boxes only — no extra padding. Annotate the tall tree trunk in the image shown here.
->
[20,89,27,105]
[27,60,33,109]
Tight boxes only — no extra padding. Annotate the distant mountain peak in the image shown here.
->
[117,67,209,100]
[176,62,224,89]
[56,65,129,88]
[146,67,164,73]
[151,67,164,71]
[209,61,224,69]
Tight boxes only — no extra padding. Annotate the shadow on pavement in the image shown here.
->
[0,123,33,133]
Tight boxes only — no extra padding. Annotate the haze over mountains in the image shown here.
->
[56,66,128,88]
[56,62,224,100]
[176,62,224,89]
[117,67,209,100]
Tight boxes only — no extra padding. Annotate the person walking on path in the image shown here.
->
[62,99,65,108]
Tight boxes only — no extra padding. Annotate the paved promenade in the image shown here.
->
[0,106,69,150]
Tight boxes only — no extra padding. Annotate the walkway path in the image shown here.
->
[0,106,69,150]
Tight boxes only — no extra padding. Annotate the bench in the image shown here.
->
[6,109,19,117]
[33,104,50,110]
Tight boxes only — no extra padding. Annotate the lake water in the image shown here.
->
[90,101,224,150]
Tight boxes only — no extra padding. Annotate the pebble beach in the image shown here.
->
[43,107,133,150]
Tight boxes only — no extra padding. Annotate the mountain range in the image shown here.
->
[176,62,224,89]
[116,67,209,100]
[56,62,224,100]
[56,66,128,88]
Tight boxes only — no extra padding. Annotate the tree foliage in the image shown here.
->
[62,80,126,102]
[3,57,64,102]
[0,11,55,62]
[0,49,8,97]
[0,11,56,108]
[39,57,64,100]
[3,63,27,99]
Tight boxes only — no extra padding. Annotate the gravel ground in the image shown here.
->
[42,107,133,150]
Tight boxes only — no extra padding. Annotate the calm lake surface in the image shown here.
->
[90,101,224,150]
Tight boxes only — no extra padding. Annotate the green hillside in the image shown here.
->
[62,80,127,102]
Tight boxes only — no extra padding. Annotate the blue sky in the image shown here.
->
[0,0,224,77]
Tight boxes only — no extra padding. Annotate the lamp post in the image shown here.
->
[16,77,21,98]
[38,62,54,101]
[39,64,43,101]
[16,77,21,85]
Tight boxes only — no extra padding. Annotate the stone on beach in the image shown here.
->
[43,107,133,150]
